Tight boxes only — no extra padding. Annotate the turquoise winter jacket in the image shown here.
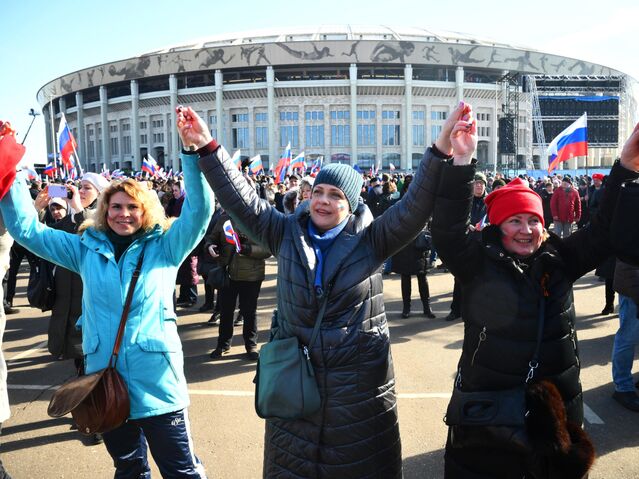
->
[0,153,213,419]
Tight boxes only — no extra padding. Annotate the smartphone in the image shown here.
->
[48,184,68,198]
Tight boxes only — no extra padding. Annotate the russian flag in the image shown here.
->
[310,156,323,177]
[56,114,77,171]
[230,149,242,170]
[389,163,396,171]
[547,113,588,173]
[249,155,263,175]
[288,151,305,174]
[43,164,55,177]
[223,219,242,253]
[273,142,291,185]
[142,154,158,176]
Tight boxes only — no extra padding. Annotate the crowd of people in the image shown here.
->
[0,103,638,478]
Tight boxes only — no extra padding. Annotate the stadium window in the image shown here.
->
[382,110,400,120]
[331,125,350,146]
[357,125,375,146]
[232,113,248,123]
[256,127,268,149]
[139,121,147,130]
[232,127,249,149]
[431,111,447,121]
[382,125,400,146]
[412,111,425,121]
[140,134,148,144]
[431,125,442,140]
[412,125,424,146]
[280,126,299,148]
[255,112,267,122]
[305,125,324,147]
[122,136,131,155]
[110,138,119,155]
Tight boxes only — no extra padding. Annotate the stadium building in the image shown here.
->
[38,25,638,174]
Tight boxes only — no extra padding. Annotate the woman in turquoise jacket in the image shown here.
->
[0,127,213,477]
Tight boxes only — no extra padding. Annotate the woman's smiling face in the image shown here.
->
[499,213,544,257]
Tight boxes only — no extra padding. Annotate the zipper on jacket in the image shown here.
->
[470,327,487,366]
[570,325,580,368]
[162,352,179,381]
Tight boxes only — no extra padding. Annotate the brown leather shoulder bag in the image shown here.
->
[47,248,145,435]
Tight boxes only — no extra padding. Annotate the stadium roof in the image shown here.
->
[141,25,534,56]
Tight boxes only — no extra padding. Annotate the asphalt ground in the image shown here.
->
[2,258,639,478]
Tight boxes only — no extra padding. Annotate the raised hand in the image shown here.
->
[435,101,472,156]
[176,106,213,150]
[621,122,639,172]
[450,107,478,165]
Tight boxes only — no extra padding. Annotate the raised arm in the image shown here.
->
[0,178,82,272]
[367,102,470,259]
[177,106,286,255]
[431,103,482,279]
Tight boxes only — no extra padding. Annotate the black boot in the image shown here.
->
[422,301,436,319]
[601,303,614,315]
[401,301,410,318]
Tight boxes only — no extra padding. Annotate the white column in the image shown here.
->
[169,74,179,170]
[376,103,383,171]
[266,66,276,165]
[248,105,255,158]
[349,64,358,166]
[99,86,110,167]
[456,66,464,104]
[215,70,224,146]
[44,105,53,162]
[131,80,140,171]
[404,64,413,171]
[75,92,86,171]
[324,103,330,163]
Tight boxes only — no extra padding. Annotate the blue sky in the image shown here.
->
[2,0,638,166]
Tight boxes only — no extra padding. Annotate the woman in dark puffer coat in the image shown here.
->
[432,104,639,478]
[177,105,468,478]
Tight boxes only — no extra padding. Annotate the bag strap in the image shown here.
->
[307,292,330,351]
[110,246,146,365]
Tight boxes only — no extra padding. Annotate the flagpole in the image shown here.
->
[48,95,58,179]
[71,142,84,176]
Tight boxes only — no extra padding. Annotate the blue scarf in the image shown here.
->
[308,217,349,295]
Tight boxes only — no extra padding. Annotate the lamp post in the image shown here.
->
[21,108,40,145]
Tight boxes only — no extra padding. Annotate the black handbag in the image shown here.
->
[205,264,230,289]
[253,293,330,420]
[27,258,56,312]
[445,296,546,452]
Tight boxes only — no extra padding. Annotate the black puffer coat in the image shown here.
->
[199,145,444,478]
[47,212,84,360]
[432,160,638,476]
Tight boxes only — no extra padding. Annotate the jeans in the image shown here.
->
[102,409,206,479]
[612,295,639,392]
[553,221,573,238]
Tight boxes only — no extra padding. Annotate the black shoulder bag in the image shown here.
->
[444,295,546,453]
[27,258,56,312]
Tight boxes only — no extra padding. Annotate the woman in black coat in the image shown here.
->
[177,104,471,478]
[391,232,435,318]
[432,104,639,478]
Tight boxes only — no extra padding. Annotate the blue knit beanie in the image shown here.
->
[313,163,363,213]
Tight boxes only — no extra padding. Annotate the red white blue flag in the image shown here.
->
[43,163,55,177]
[142,154,158,176]
[223,219,242,253]
[288,151,305,174]
[57,114,77,171]
[231,149,242,170]
[249,155,263,175]
[547,113,588,173]
[274,142,291,185]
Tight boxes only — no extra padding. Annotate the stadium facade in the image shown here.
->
[37,25,638,174]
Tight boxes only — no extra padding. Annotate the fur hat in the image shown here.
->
[474,172,487,185]
[562,176,573,185]
[314,163,363,213]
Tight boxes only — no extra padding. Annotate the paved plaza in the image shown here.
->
[2,259,639,478]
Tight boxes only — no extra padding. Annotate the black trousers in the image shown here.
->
[6,243,36,305]
[400,273,430,310]
[217,279,262,350]
[450,277,462,317]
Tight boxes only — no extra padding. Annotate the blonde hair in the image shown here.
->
[79,179,173,233]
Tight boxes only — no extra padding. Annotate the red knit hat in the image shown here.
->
[484,177,545,227]
[591,173,604,181]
